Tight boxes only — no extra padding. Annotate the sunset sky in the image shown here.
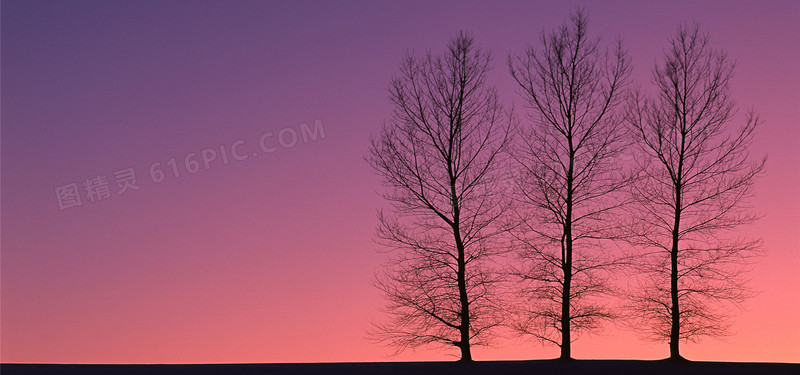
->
[2,0,798,364]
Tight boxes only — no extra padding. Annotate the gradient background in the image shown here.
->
[2,0,798,364]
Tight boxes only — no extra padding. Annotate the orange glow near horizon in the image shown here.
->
[2,0,798,364]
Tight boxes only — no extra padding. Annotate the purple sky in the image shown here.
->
[2,0,799,363]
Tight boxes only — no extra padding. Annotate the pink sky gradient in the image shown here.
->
[2,0,798,364]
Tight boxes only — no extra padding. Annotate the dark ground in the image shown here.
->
[2,360,799,375]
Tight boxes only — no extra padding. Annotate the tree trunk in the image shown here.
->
[669,175,683,360]
[560,142,575,361]
[455,235,472,362]
[669,212,682,360]
[458,339,473,362]
[451,167,472,362]
[457,241,472,362]
[561,262,572,360]
[669,107,687,361]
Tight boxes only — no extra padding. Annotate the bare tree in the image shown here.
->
[507,9,632,360]
[623,23,765,360]
[367,32,511,362]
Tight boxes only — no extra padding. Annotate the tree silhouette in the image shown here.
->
[507,9,632,360]
[367,32,511,362]
[623,23,765,361]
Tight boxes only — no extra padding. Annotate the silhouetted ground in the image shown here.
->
[2,360,798,375]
